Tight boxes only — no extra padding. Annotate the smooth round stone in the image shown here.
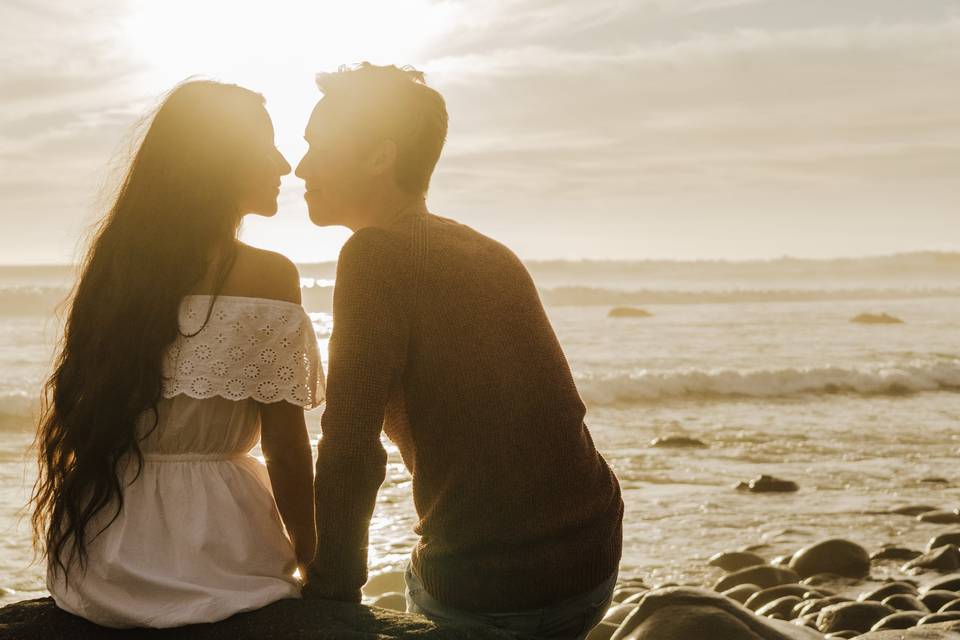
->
[745,584,811,611]
[903,545,960,574]
[859,581,918,601]
[611,587,646,603]
[708,551,766,572]
[756,595,802,618]
[586,621,618,640]
[871,546,923,562]
[880,594,928,612]
[824,632,859,639]
[918,511,960,524]
[920,590,960,611]
[891,505,939,516]
[940,598,960,612]
[370,592,406,611]
[796,595,854,618]
[870,611,925,631]
[721,584,761,604]
[923,575,960,593]
[817,602,896,634]
[793,612,819,629]
[790,539,872,580]
[929,532,960,552]
[362,571,406,597]
[620,592,647,605]
[713,565,800,592]
[736,474,799,493]
[602,603,638,625]
[919,611,960,625]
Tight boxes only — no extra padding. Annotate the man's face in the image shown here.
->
[295,99,369,227]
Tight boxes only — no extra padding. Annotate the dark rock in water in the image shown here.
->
[892,505,941,517]
[756,595,801,618]
[790,539,872,580]
[850,313,904,325]
[942,599,960,613]
[713,565,801,592]
[881,594,929,612]
[736,474,800,493]
[859,581,919,601]
[650,436,707,449]
[919,511,960,525]
[709,551,766,572]
[922,591,960,612]
[922,478,951,485]
[873,546,924,562]
[930,533,960,552]
[871,611,926,630]
[608,307,652,318]
[608,587,822,640]
[920,612,960,625]
[924,575,960,593]
[745,585,810,611]
[817,601,896,633]
[904,546,960,574]
[0,597,517,640]
[721,584,761,604]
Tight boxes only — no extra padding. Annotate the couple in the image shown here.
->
[32,64,623,640]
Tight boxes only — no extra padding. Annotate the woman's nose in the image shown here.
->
[276,150,292,176]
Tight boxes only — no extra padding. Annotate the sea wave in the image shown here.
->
[0,391,37,420]
[540,286,960,306]
[0,286,72,316]
[575,360,960,404]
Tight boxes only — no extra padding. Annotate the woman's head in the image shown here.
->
[31,79,285,579]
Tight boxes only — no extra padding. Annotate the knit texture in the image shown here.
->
[307,206,623,612]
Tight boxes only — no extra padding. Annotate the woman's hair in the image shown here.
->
[31,79,267,580]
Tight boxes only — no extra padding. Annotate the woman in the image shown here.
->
[31,80,323,628]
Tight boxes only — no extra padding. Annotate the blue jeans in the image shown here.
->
[404,565,618,640]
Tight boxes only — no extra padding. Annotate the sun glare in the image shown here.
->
[121,0,459,262]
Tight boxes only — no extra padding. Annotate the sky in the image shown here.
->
[0,0,958,264]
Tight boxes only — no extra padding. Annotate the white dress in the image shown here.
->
[48,295,324,629]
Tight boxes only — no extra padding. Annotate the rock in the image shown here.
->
[744,585,811,611]
[602,604,639,625]
[881,594,929,612]
[709,551,766,572]
[923,591,960,611]
[795,595,855,618]
[873,546,924,562]
[824,633,859,639]
[612,587,647,603]
[930,533,960,552]
[923,575,960,593]
[736,474,799,493]
[587,621,619,640]
[855,620,960,638]
[713,565,801,592]
[850,313,904,324]
[922,478,951,485]
[920,612,960,625]
[871,611,926,630]
[919,511,960,525]
[904,546,960,574]
[371,592,406,611]
[817,601,896,634]
[892,506,941,517]
[756,595,802,618]
[860,582,919,601]
[771,554,794,567]
[721,584,761,604]
[362,570,406,597]
[608,307,652,318]
[803,573,859,588]
[620,592,647,605]
[649,436,707,449]
[790,539,872,580]
[0,597,517,640]
[942,599,960,613]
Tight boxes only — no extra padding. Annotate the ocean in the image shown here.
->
[1,254,959,606]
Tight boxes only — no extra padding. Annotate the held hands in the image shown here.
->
[301,567,363,603]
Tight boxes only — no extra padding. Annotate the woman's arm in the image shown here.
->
[260,400,316,576]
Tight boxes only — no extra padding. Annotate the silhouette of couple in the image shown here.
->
[33,63,623,639]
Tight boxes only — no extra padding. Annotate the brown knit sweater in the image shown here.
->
[306,206,623,612]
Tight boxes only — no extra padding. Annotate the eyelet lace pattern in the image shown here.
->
[162,296,324,408]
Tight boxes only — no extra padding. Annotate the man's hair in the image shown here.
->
[316,62,448,195]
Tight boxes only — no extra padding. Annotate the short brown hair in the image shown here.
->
[316,62,448,195]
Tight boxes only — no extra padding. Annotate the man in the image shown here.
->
[297,63,623,639]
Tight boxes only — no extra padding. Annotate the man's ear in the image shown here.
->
[367,139,398,176]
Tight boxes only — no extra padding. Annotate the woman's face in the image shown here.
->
[236,108,291,217]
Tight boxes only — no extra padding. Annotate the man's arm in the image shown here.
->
[304,229,410,602]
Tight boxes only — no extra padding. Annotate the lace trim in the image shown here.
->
[161,296,324,408]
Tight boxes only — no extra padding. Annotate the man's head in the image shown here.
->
[296,62,448,228]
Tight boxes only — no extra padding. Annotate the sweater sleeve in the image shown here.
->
[304,229,411,602]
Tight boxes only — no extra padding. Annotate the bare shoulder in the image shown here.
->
[221,243,302,304]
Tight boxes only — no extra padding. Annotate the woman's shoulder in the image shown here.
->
[214,243,301,305]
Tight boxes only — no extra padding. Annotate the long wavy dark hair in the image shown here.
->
[32,79,268,580]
